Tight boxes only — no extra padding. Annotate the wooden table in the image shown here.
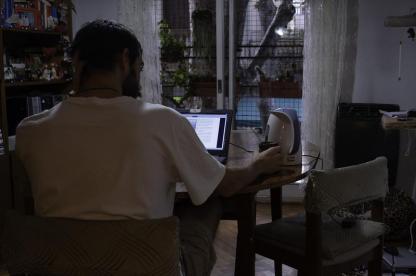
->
[381,115,416,129]
[381,114,416,213]
[224,130,320,276]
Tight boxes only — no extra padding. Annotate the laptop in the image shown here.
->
[180,110,233,164]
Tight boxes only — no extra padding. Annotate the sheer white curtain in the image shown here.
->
[117,0,163,104]
[302,0,359,169]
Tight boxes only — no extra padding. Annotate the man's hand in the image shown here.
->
[252,146,282,175]
[217,146,282,197]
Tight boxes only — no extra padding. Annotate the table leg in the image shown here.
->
[234,193,256,276]
[271,187,283,275]
[270,187,282,221]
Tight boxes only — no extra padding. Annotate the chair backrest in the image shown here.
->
[305,157,388,214]
[1,211,180,276]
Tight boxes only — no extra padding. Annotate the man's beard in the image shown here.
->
[122,72,141,98]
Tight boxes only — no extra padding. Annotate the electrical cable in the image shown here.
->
[302,154,323,169]
[230,143,323,167]
[229,143,255,153]
[302,154,321,159]
[251,128,264,143]
[409,218,416,254]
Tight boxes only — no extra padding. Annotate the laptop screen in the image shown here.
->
[180,110,232,156]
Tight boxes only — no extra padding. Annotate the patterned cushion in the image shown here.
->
[255,214,386,260]
[1,211,180,276]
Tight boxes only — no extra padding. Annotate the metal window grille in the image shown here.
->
[157,0,305,127]
[236,0,305,129]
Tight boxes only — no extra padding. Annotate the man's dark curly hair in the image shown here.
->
[70,20,142,73]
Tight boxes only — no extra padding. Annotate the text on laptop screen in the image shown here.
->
[182,113,228,151]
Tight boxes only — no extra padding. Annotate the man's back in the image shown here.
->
[16,96,225,220]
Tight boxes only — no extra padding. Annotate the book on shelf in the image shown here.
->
[1,0,70,32]
[26,94,64,116]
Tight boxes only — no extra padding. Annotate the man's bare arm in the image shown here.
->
[217,146,281,197]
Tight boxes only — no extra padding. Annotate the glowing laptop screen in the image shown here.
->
[181,113,229,151]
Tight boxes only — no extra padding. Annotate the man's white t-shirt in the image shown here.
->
[16,96,226,220]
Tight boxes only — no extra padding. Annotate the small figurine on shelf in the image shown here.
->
[25,66,32,81]
[46,15,58,30]
[11,63,26,81]
[5,13,20,28]
[50,63,58,80]
[20,15,30,27]
[4,66,15,81]
[41,64,51,81]
[33,67,42,81]
[30,56,43,80]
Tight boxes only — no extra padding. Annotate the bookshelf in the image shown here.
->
[0,3,73,149]
[0,28,72,154]
[0,1,73,212]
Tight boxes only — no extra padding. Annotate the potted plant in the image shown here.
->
[161,64,192,108]
[162,69,217,109]
[159,20,186,65]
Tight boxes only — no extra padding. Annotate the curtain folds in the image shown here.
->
[302,0,359,169]
[117,0,163,104]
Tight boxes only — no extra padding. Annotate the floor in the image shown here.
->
[212,202,302,276]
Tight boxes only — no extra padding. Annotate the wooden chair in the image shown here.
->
[254,157,388,276]
[1,211,180,276]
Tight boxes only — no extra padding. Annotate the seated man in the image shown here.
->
[15,20,282,275]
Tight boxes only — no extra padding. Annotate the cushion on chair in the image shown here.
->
[254,214,386,260]
[1,211,180,276]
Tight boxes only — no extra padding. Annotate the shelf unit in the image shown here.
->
[5,79,71,88]
[0,28,72,155]
[0,7,73,215]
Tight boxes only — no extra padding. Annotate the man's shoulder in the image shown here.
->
[17,104,60,130]
[141,103,183,121]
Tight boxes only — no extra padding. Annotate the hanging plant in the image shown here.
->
[158,20,185,63]
[192,9,215,61]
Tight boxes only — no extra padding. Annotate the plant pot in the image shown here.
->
[259,80,302,98]
[161,62,180,72]
[190,80,217,97]
[190,80,241,98]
